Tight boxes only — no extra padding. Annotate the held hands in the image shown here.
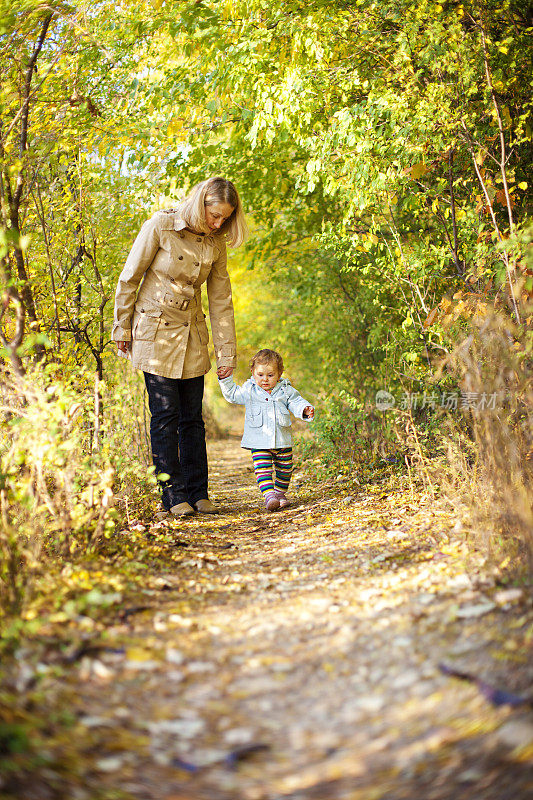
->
[303,405,315,420]
[217,366,234,379]
[117,341,130,353]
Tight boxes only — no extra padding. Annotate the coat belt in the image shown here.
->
[136,294,204,324]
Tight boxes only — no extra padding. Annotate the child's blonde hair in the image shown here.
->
[250,349,284,374]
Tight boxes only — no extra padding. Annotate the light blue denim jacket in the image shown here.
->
[218,375,312,449]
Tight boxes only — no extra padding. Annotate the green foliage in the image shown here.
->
[0,0,531,620]
[0,364,155,618]
[126,0,531,408]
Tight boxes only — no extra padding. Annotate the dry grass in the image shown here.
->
[440,312,532,569]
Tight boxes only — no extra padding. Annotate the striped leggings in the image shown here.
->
[251,447,293,495]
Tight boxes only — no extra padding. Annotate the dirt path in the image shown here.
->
[59,440,532,799]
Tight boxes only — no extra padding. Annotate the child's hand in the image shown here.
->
[217,366,233,379]
[303,405,315,420]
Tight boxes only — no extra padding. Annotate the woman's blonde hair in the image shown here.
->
[177,177,248,247]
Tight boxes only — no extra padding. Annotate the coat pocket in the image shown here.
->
[132,309,162,341]
[195,319,209,345]
[246,404,263,428]
[277,410,291,428]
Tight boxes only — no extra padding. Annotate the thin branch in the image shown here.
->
[3,34,64,149]
[16,12,54,180]
[447,149,463,274]
[480,21,514,231]
[32,184,61,348]
[336,268,357,302]
[0,288,26,376]
[461,122,520,323]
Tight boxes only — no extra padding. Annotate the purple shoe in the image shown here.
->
[275,491,291,509]
[265,492,280,512]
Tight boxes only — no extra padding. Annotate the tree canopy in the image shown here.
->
[1,0,530,400]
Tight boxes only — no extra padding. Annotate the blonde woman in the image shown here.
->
[113,177,247,517]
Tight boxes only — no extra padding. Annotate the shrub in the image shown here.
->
[0,364,155,620]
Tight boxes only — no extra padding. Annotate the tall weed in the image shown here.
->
[441,312,532,565]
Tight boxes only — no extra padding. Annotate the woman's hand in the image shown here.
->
[117,341,130,353]
[217,366,233,379]
[303,406,315,419]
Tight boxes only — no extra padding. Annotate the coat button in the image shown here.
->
[183,322,189,327]
[170,277,175,282]
[164,322,169,326]
[179,233,185,238]
[178,255,183,260]
[186,280,193,285]
[194,261,199,266]
[196,236,202,242]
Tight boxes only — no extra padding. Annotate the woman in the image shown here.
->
[113,177,247,517]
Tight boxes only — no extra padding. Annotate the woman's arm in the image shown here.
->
[206,239,237,373]
[113,214,162,345]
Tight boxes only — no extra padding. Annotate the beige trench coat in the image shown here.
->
[112,210,237,379]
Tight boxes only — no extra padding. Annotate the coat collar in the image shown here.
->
[173,216,188,232]
[250,376,284,397]
[159,210,204,235]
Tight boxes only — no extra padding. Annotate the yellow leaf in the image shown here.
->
[510,743,533,763]
[167,118,183,136]
[518,181,528,190]
[126,647,154,662]
[423,307,439,328]
[411,162,428,179]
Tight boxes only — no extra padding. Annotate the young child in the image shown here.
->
[217,349,314,511]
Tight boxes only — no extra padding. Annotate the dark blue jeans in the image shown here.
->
[143,372,208,510]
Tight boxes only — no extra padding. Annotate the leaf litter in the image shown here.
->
[1,440,532,800]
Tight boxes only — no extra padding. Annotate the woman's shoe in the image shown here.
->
[170,502,195,517]
[194,498,217,514]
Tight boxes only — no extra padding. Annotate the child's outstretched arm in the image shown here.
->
[284,383,314,420]
[217,375,248,406]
